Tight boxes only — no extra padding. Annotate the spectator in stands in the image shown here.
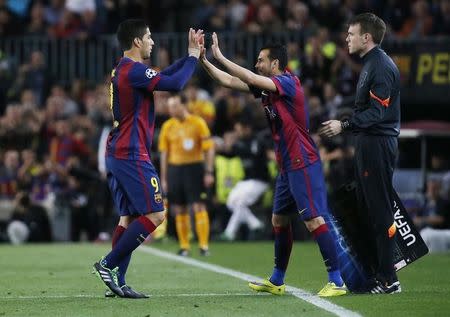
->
[26,2,47,36]
[49,84,79,116]
[397,0,433,38]
[0,6,21,36]
[323,82,343,119]
[48,8,82,38]
[10,51,52,106]
[49,116,90,168]
[78,8,102,40]
[7,191,52,244]
[308,95,327,133]
[301,32,334,97]
[432,0,450,36]
[44,0,65,27]
[0,150,20,220]
[416,177,450,252]
[228,0,247,29]
[285,1,317,37]
[330,30,362,96]
[246,2,283,34]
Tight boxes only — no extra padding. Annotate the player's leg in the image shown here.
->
[104,215,135,297]
[113,215,135,286]
[223,181,246,240]
[249,173,294,295]
[173,204,191,255]
[288,163,346,296]
[228,180,267,231]
[94,163,135,297]
[357,136,399,293]
[187,163,210,255]
[168,164,191,255]
[95,159,165,297]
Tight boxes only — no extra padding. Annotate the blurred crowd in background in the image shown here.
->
[0,0,449,247]
[1,0,449,38]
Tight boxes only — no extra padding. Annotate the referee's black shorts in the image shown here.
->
[167,162,205,205]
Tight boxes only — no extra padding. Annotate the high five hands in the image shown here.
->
[198,32,225,63]
[188,28,204,58]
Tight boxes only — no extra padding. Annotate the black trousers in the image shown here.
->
[354,134,398,283]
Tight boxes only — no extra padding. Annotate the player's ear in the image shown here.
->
[272,59,279,70]
[133,37,141,47]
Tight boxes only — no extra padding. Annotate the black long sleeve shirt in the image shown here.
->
[348,46,401,136]
[229,135,269,182]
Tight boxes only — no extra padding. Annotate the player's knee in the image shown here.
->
[304,216,325,232]
[147,211,165,227]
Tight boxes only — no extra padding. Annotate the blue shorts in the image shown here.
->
[273,160,328,221]
[106,157,164,216]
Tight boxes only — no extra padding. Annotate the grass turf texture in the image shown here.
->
[0,241,449,316]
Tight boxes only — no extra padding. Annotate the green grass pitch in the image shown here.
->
[0,241,449,316]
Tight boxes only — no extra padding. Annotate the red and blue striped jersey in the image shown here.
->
[107,57,161,161]
[252,72,320,172]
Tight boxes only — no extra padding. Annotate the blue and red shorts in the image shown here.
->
[106,156,164,216]
[273,160,328,221]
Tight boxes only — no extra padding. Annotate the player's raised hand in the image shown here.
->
[199,45,207,61]
[198,33,207,61]
[211,32,225,61]
[188,28,203,58]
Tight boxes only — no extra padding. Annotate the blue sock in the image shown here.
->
[312,223,343,287]
[328,270,343,287]
[111,225,131,286]
[117,255,131,286]
[104,216,156,269]
[270,268,286,286]
[270,225,292,286]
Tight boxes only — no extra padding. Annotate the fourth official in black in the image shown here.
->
[319,13,402,294]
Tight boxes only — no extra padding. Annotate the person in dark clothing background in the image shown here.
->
[220,115,270,241]
[8,191,52,243]
[319,13,401,294]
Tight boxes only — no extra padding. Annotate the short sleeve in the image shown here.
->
[158,122,169,152]
[271,74,296,97]
[197,118,214,150]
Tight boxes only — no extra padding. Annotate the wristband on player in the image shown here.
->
[188,48,200,58]
[340,119,352,131]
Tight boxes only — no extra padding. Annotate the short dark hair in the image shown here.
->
[169,93,188,105]
[348,13,386,45]
[260,43,288,71]
[117,19,148,51]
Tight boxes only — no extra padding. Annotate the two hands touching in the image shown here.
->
[198,32,224,63]
[187,28,224,61]
[188,28,204,58]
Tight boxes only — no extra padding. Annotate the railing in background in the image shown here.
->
[0,32,304,85]
[2,34,449,107]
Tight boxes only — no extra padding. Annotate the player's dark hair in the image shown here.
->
[348,13,386,45]
[260,43,288,71]
[117,19,148,51]
[169,93,188,105]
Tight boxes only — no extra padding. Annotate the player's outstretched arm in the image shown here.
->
[154,28,202,91]
[211,32,276,92]
[200,47,249,92]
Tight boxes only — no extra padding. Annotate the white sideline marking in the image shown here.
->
[0,293,269,300]
[139,246,361,317]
